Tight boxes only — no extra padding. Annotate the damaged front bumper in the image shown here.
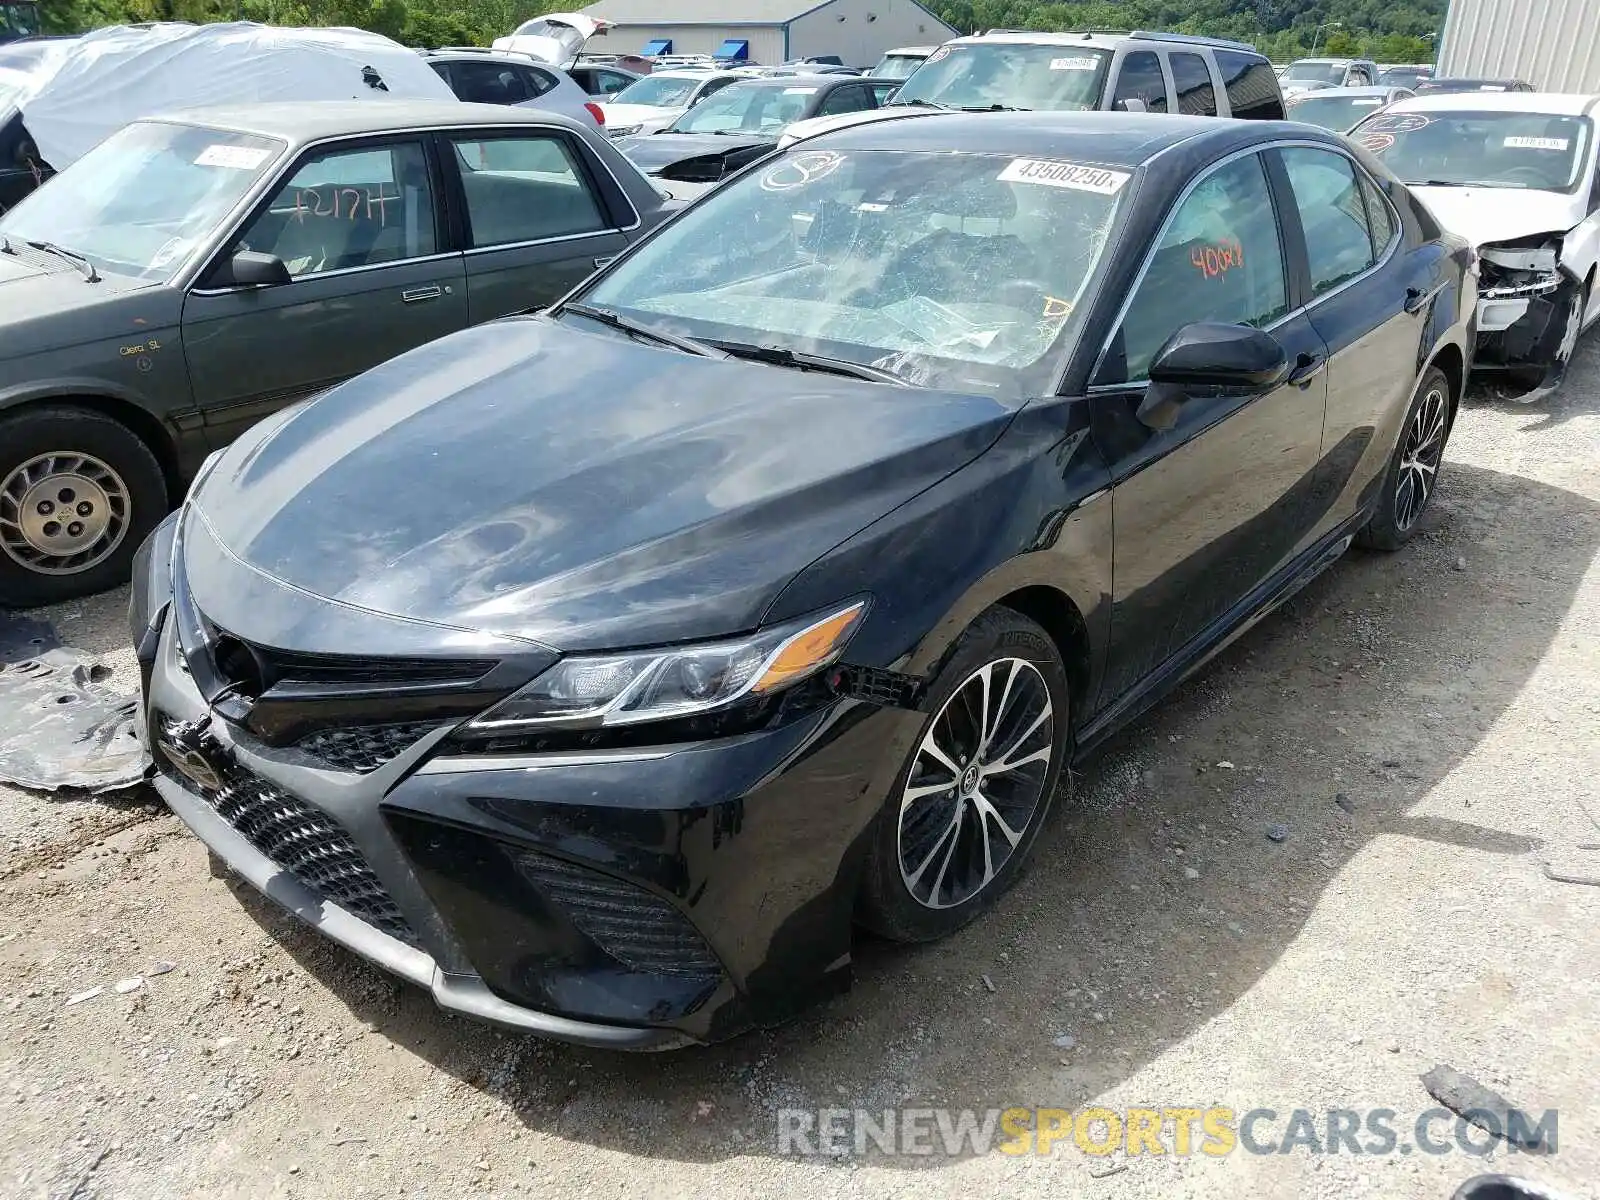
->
[1472,242,1585,400]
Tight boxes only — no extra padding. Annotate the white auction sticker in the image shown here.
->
[1049,56,1100,71]
[783,86,818,94]
[1351,98,1382,105]
[1505,135,1568,150]
[997,158,1129,194]
[195,144,271,170]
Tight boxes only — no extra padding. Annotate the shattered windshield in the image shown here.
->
[669,82,814,133]
[1351,110,1592,191]
[892,44,1109,112]
[573,147,1130,396]
[610,74,704,108]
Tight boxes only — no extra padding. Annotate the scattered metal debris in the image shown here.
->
[1266,824,1289,843]
[0,648,148,792]
[65,987,102,1006]
[1089,1163,1128,1179]
[0,610,59,663]
[1421,1065,1552,1152]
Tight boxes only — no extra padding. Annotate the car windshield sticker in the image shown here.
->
[194,144,271,170]
[1050,57,1100,71]
[1042,295,1074,319]
[1366,112,1431,133]
[1358,131,1396,152]
[760,149,845,191]
[783,86,818,94]
[1191,238,1244,279]
[1482,84,1505,91]
[1351,98,1383,105]
[857,201,888,212]
[925,46,950,64]
[1505,136,1569,151]
[997,158,1129,194]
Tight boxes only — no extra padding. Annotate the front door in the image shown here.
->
[441,130,632,323]
[182,137,468,450]
[1088,150,1329,705]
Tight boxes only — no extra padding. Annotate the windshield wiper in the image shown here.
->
[956,103,1030,112]
[711,340,907,385]
[26,239,98,282]
[561,302,723,358]
[890,98,956,110]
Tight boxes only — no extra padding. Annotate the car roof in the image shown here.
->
[806,109,1275,164]
[644,68,740,81]
[1387,91,1600,115]
[884,45,936,55]
[1290,57,1369,66]
[144,100,593,144]
[721,73,852,89]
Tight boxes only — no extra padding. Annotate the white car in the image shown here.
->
[1349,91,1600,398]
[598,69,742,138]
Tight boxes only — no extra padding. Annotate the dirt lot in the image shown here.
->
[3,340,1598,1200]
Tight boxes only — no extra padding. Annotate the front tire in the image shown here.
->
[1357,365,1452,552]
[0,405,168,608]
[858,607,1071,943]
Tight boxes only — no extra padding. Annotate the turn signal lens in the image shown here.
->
[752,603,866,694]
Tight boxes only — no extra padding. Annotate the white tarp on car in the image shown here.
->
[491,13,611,66]
[2,22,454,170]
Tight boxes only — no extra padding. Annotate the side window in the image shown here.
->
[818,85,874,116]
[235,141,436,277]
[451,61,528,105]
[697,77,738,103]
[523,66,559,98]
[1279,147,1376,294]
[1169,51,1217,116]
[597,70,632,95]
[450,135,608,247]
[1212,50,1283,120]
[1359,173,1397,256]
[1111,50,1168,113]
[1099,153,1287,384]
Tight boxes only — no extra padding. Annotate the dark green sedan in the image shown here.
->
[0,100,676,606]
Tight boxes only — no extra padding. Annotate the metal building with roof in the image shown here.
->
[577,0,959,69]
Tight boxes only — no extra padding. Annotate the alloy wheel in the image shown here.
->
[897,657,1055,910]
[0,451,131,576]
[1394,385,1447,533]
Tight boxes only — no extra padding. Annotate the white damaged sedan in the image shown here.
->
[1350,91,1600,398]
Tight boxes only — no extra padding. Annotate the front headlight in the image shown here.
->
[466,600,867,733]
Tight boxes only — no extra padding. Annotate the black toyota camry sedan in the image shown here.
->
[131,112,1475,1049]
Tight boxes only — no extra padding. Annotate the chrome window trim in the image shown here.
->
[187,250,464,297]
[1087,137,1401,392]
[462,228,619,257]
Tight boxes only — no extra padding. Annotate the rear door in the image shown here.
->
[1168,50,1221,116]
[1089,149,1329,703]
[1271,144,1429,546]
[439,127,633,322]
[182,136,467,450]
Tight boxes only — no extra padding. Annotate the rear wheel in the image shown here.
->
[859,607,1070,942]
[1357,365,1451,551]
[0,406,168,608]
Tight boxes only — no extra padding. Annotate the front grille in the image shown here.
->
[158,742,419,947]
[512,851,721,979]
[194,622,493,699]
[295,722,441,773]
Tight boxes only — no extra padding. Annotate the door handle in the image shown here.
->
[1287,352,1326,387]
[401,285,444,304]
[1405,283,1442,315]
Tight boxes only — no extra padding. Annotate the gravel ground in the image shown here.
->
[3,339,1599,1200]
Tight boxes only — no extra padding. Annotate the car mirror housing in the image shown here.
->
[1148,322,1289,390]
[213,250,292,289]
[1117,97,1148,113]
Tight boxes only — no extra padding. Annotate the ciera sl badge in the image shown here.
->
[154,717,228,792]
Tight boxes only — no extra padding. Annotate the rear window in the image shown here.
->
[1214,50,1284,120]
[893,43,1110,112]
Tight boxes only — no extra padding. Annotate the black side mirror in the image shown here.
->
[211,250,291,289]
[1138,322,1288,431]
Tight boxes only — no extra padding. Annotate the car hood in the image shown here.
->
[615,130,775,173]
[1410,185,1583,248]
[0,253,169,359]
[187,316,1016,653]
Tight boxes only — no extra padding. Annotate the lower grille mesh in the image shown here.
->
[512,852,721,978]
[160,750,419,948]
[295,722,440,773]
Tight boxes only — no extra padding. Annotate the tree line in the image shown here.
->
[38,0,1445,64]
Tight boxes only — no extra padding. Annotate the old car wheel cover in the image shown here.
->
[0,451,131,575]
